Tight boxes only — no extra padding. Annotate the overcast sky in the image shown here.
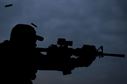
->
[0,0,127,84]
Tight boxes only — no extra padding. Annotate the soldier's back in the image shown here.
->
[0,40,37,84]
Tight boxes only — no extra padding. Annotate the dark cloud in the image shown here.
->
[0,0,127,84]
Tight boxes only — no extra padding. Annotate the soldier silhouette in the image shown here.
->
[0,24,44,84]
[0,24,97,84]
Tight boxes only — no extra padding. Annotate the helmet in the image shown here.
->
[10,24,44,42]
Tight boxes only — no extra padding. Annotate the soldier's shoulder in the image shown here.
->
[0,40,10,48]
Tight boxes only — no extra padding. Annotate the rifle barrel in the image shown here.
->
[102,52,125,58]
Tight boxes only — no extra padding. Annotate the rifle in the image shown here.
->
[36,38,125,75]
